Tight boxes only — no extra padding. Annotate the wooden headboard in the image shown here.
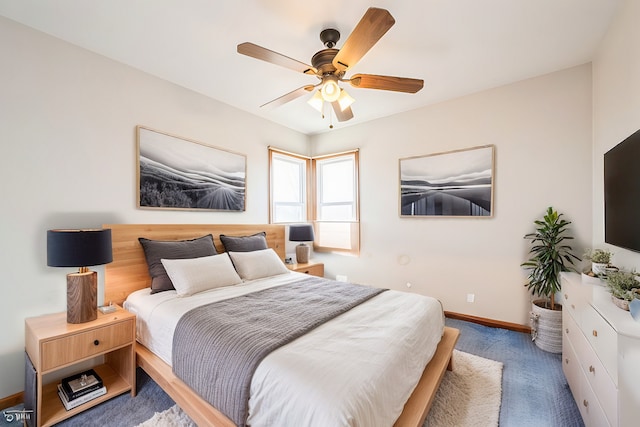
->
[103,224,286,306]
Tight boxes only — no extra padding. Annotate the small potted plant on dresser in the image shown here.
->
[521,207,580,353]
[604,269,639,311]
[583,248,613,276]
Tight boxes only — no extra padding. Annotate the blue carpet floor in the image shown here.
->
[446,318,584,427]
[1,319,584,427]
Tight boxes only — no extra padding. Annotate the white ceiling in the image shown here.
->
[0,0,622,135]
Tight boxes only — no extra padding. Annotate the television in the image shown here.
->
[604,128,640,252]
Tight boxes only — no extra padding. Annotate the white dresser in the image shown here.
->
[561,272,640,427]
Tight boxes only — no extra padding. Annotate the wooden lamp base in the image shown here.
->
[67,271,98,323]
[295,243,310,264]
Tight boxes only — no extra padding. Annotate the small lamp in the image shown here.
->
[289,224,315,264]
[47,229,113,324]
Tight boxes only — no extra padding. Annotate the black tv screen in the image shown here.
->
[604,128,640,252]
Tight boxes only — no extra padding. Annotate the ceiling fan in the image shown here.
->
[237,7,424,124]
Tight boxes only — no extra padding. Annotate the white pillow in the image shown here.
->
[161,253,242,296]
[228,248,290,281]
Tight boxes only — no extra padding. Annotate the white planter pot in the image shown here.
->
[592,262,608,276]
[530,300,563,354]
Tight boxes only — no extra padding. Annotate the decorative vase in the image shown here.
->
[630,299,640,321]
[592,262,608,276]
[530,300,563,353]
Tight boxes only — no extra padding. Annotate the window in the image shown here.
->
[269,150,309,223]
[313,152,359,254]
[269,147,359,255]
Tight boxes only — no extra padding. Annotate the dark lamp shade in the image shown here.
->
[47,229,113,267]
[289,224,315,242]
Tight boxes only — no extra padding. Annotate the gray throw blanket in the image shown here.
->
[172,276,387,427]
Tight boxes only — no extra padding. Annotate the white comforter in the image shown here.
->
[124,272,444,427]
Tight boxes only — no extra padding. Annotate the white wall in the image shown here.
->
[592,0,640,270]
[0,8,612,398]
[0,17,308,398]
[311,65,593,327]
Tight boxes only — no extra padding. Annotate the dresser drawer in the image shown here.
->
[562,313,581,402]
[579,374,611,427]
[562,276,588,323]
[566,331,610,427]
[41,319,134,371]
[578,334,618,426]
[581,305,618,384]
[563,306,617,426]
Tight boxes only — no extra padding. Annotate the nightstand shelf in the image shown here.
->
[25,306,136,427]
[39,362,129,426]
[286,261,324,277]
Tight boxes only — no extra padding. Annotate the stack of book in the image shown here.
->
[57,369,106,411]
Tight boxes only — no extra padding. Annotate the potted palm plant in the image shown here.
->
[521,207,580,353]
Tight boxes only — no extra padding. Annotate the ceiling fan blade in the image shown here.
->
[238,42,317,75]
[349,74,424,93]
[260,85,316,109]
[331,102,354,122]
[332,8,395,73]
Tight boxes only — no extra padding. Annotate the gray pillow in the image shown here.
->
[219,232,268,252]
[138,234,217,294]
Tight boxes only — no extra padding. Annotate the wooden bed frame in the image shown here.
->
[103,223,459,427]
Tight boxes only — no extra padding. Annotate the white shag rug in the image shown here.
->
[424,350,503,427]
[136,350,502,427]
[135,404,196,427]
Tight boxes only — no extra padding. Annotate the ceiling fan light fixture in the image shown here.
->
[308,90,324,113]
[337,89,355,111]
[321,75,341,102]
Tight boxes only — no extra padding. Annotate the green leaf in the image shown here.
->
[521,207,581,301]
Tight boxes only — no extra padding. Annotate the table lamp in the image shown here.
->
[289,224,315,264]
[47,229,113,323]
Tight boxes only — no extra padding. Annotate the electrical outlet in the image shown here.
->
[336,275,348,282]
[467,293,475,303]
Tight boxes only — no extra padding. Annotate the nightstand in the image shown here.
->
[25,306,136,427]
[287,261,324,277]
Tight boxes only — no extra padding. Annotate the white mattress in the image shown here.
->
[124,271,444,427]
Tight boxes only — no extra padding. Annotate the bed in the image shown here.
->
[103,223,459,427]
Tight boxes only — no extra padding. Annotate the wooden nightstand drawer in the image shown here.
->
[297,264,324,276]
[41,319,134,371]
[287,261,324,277]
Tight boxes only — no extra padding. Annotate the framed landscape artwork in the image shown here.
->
[399,145,495,217]
[137,126,246,211]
